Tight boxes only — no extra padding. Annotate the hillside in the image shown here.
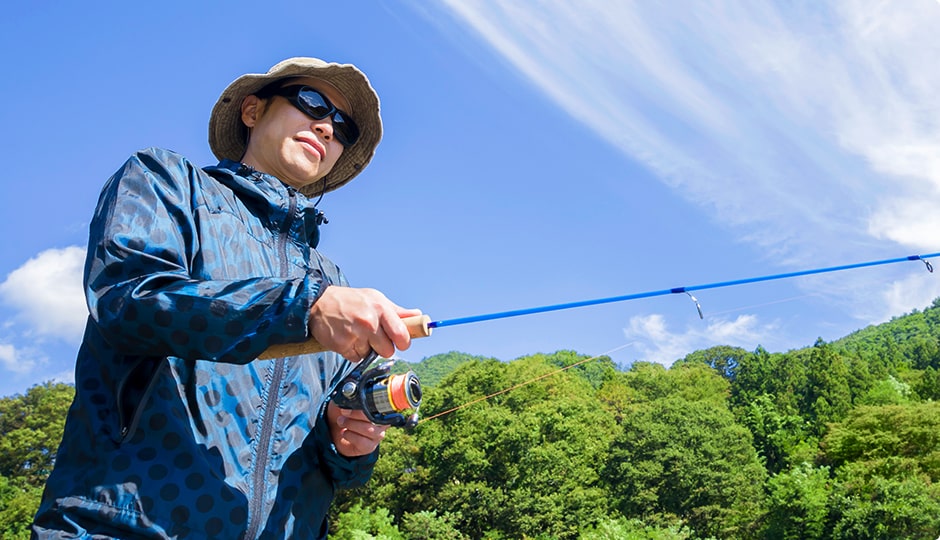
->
[3,299,940,538]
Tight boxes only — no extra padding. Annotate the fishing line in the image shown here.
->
[419,342,636,423]
[427,252,938,330]
[699,293,823,319]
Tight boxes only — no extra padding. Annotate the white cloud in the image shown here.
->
[0,340,51,380]
[434,1,940,312]
[0,246,87,344]
[624,313,777,366]
[881,272,940,321]
[0,342,33,375]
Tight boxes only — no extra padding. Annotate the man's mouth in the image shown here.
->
[296,137,325,159]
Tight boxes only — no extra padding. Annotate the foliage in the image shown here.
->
[330,502,405,540]
[0,475,43,540]
[578,516,698,540]
[398,352,499,388]
[603,395,767,539]
[828,461,940,539]
[399,510,467,540]
[854,375,911,406]
[820,402,940,482]
[355,352,619,539]
[0,382,74,487]
[763,463,831,540]
[9,299,940,538]
[736,394,815,474]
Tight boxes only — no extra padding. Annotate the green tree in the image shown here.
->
[913,366,940,401]
[803,340,852,434]
[821,403,940,538]
[603,396,767,539]
[829,461,940,540]
[0,382,74,487]
[404,352,496,387]
[737,394,815,474]
[399,510,466,540]
[821,402,940,481]
[619,362,729,406]
[330,502,404,540]
[349,353,619,540]
[855,375,911,406]
[579,516,696,540]
[678,345,751,381]
[763,462,831,540]
[0,475,42,540]
[730,347,804,412]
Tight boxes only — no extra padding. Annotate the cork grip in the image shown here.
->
[256,314,432,360]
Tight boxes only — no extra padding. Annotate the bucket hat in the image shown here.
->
[209,57,382,196]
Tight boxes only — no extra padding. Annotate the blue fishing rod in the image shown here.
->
[260,251,939,427]
[427,251,938,329]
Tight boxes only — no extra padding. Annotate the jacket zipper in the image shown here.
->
[244,189,296,539]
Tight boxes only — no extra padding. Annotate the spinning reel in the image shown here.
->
[331,350,422,429]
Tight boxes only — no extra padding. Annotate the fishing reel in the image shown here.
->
[331,350,422,429]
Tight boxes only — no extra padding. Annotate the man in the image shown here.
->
[32,57,419,539]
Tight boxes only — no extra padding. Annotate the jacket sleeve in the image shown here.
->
[84,148,320,363]
[311,405,380,489]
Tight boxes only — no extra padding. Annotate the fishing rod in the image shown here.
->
[258,251,939,426]
[427,252,937,329]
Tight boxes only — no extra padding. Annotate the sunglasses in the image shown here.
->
[258,85,360,147]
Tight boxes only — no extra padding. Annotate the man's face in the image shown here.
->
[239,77,350,191]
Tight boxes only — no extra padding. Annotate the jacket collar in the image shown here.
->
[205,160,327,248]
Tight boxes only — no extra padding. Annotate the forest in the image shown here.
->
[3,299,940,539]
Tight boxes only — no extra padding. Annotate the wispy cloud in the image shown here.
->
[435,0,940,319]
[0,342,32,375]
[624,313,778,366]
[0,246,87,345]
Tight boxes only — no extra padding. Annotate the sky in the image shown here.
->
[2,1,940,398]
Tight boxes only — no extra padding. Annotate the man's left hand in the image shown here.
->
[326,400,388,456]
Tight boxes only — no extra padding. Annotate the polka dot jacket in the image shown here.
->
[32,148,377,539]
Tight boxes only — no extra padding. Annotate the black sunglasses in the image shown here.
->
[257,84,360,147]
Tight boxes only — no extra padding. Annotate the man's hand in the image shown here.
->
[327,401,388,457]
[309,286,422,361]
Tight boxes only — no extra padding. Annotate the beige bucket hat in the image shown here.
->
[208,57,382,196]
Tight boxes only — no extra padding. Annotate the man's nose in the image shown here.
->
[313,118,334,141]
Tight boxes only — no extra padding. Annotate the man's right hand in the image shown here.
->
[308,286,422,361]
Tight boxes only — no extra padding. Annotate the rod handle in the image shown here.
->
[257,314,432,360]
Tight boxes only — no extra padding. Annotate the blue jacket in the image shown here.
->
[33,148,376,539]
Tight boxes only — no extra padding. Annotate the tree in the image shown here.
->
[0,475,43,540]
[821,402,940,481]
[803,340,852,434]
[579,516,696,540]
[678,345,751,381]
[855,375,911,406]
[763,462,831,540]
[399,510,466,540]
[345,353,620,540]
[0,382,74,487]
[821,403,940,538]
[329,502,404,540]
[603,396,767,539]
[737,394,815,474]
[913,366,940,401]
[618,361,729,406]
[730,347,785,409]
[829,461,940,539]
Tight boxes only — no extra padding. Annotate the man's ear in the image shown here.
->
[241,95,262,128]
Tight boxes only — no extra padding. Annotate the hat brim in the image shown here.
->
[208,57,382,197]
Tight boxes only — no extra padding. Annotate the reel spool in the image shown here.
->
[331,354,422,429]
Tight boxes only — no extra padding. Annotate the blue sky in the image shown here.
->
[2,1,939,398]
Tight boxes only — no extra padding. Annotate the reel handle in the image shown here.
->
[257,314,432,360]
